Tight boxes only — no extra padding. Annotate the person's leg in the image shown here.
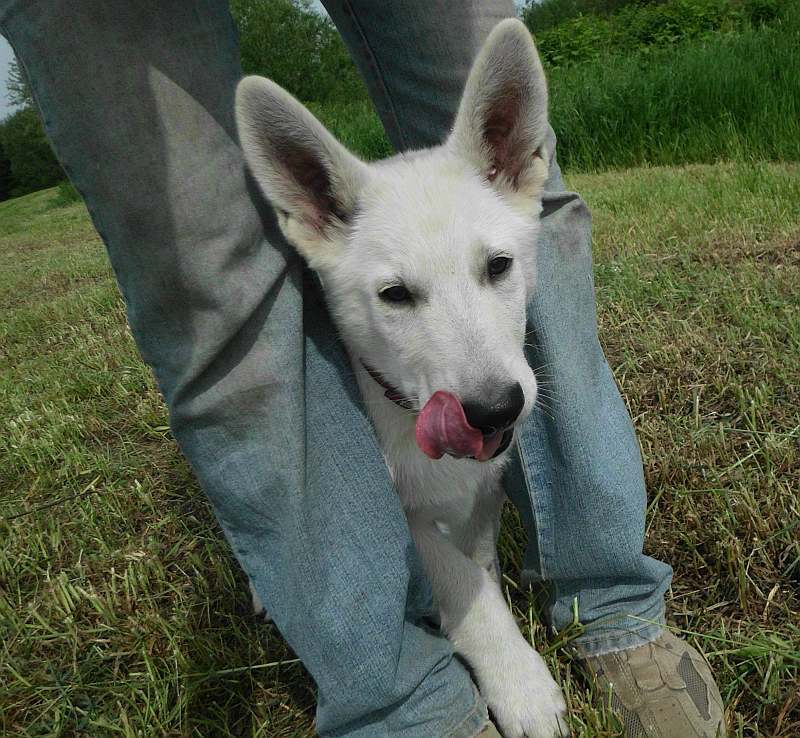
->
[501,67,725,738]
[322,1,515,153]
[321,0,671,655]
[504,146,723,737]
[506,146,673,653]
[0,2,486,736]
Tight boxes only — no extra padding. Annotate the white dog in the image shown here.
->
[236,19,568,738]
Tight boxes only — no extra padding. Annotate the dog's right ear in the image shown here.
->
[449,19,549,213]
[236,76,368,265]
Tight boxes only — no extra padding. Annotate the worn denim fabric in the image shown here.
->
[1,0,672,735]
[506,147,672,656]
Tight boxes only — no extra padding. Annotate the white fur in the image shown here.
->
[236,19,568,738]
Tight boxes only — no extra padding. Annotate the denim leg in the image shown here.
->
[505,135,674,656]
[322,0,517,152]
[0,2,486,735]
[323,0,673,657]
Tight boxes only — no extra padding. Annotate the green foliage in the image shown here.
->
[522,0,646,34]
[231,0,366,104]
[612,0,747,48]
[0,0,796,201]
[529,0,789,67]
[0,107,65,198]
[534,13,615,66]
[307,100,391,161]
[549,6,800,170]
[743,0,782,24]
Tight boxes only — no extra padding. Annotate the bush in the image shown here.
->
[612,0,736,50]
[308,100,391,161]
[49,179,82,208]
[534,14,615,66]
[522,0,649,34]
[0,107,64,198]
[549,7,800,170]
[0,139,13,202]
[742,0,782,25]
[530,0,789,67]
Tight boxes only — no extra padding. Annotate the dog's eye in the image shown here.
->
[380,285,412,303]
[488,256,512,278]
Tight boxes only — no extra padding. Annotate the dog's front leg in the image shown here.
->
[407,515,568,738]
[452,486,506,584]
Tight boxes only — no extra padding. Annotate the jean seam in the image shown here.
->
[338,0,408,151]
[515,436,554,589]
[577,626,665,658]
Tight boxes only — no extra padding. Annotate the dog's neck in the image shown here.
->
[360,359,415,410]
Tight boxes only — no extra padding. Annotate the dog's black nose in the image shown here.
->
[462,382,524,434]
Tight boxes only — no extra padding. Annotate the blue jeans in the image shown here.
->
[1,1,672,735]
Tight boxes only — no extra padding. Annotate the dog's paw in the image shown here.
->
[480,647,568,738]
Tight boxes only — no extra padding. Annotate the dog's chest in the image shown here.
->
[391,447,503,519]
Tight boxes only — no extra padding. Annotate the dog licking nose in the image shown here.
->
[416,391,482,460]
[416,389,521,462]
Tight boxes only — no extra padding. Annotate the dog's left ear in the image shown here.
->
[450,19,549,208]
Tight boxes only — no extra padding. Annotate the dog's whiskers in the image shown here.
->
[534,395,557,421]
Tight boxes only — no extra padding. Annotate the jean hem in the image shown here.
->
[571,605,666,658]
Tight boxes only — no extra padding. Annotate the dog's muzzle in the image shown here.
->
[416,391,514,462]
[361,361,516,462]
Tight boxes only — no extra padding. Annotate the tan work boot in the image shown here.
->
[582,630,726,737]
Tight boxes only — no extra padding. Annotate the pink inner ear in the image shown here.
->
[279,141,346,230]
[482,91,525,185]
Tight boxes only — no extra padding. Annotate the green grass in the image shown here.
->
[1,161,799,736]
[308,100,393,162]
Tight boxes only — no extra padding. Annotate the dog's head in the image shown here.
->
[236,19,549,462]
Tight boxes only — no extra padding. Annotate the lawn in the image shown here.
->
[1,161,798,736]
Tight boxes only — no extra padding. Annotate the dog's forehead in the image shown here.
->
[354,154,523,260]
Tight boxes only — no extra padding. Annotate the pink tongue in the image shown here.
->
[416,391,504,461]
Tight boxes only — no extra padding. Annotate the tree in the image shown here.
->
[0,57,64,199]
[6,58,33,109]
[0,107,64,197]
[230,0,365,103]
[0,139,13,201]
[0,1,368,200]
